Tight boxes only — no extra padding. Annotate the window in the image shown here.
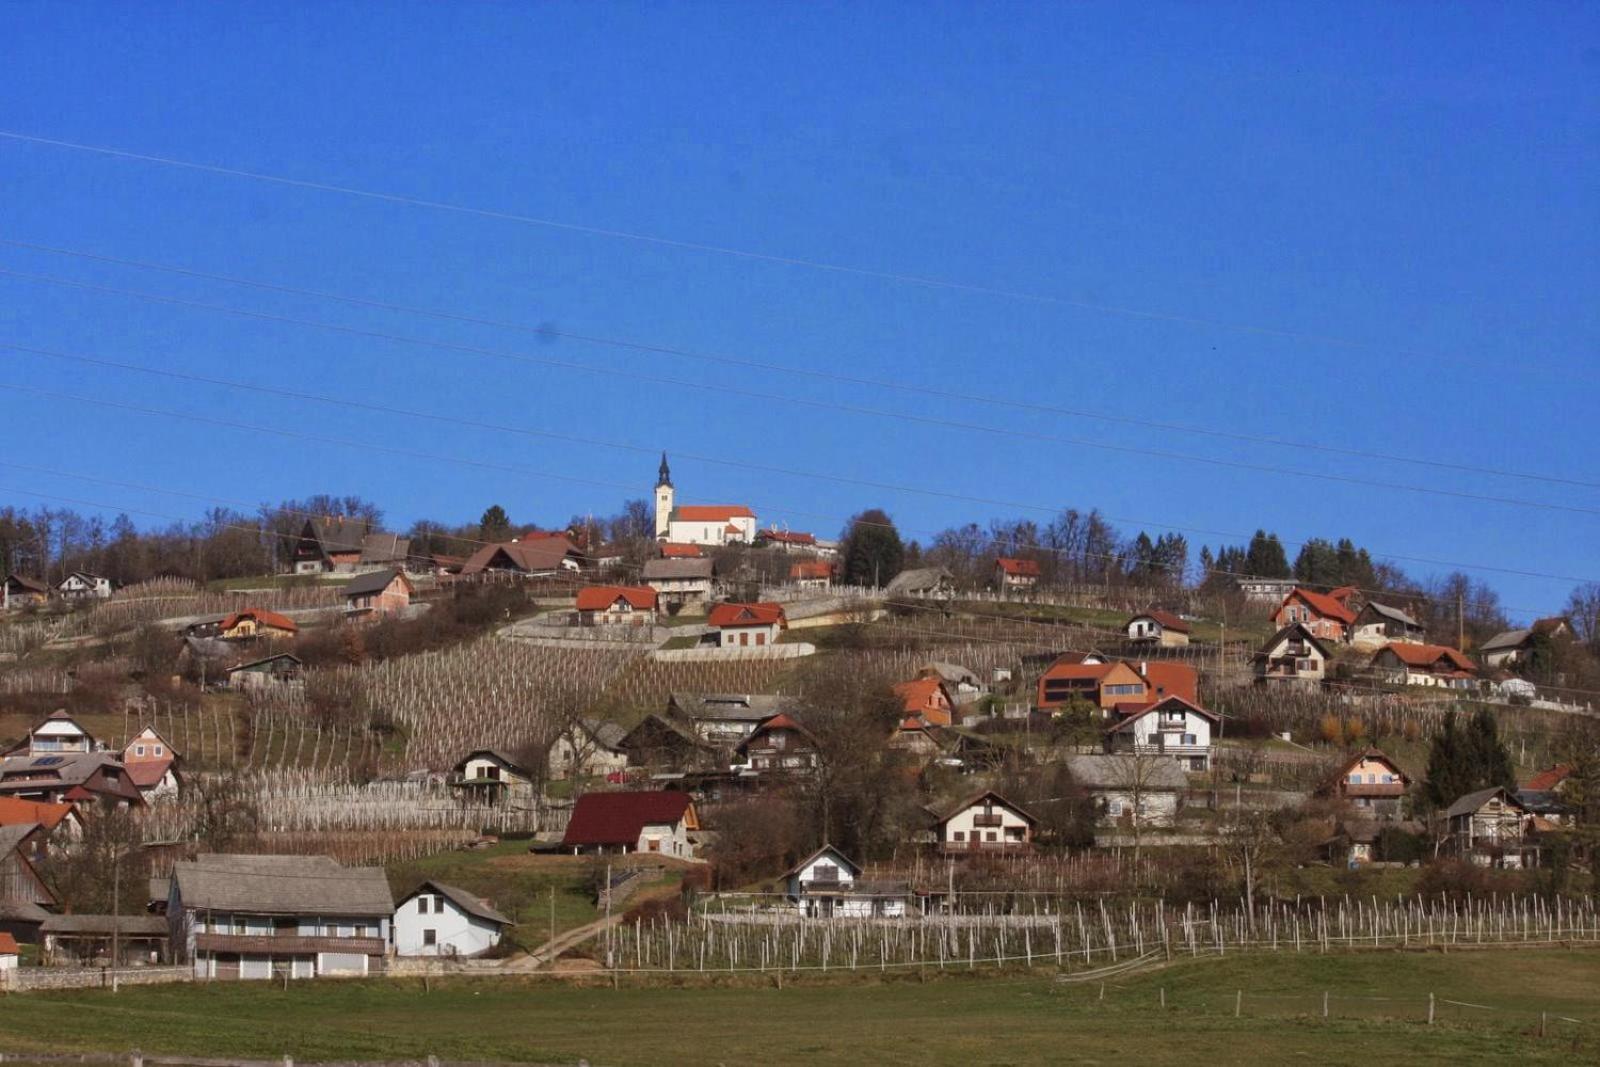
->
[418,897,430,914]
[1383,774,1394,783]
[986,831,997,842]
[952,831,966,842]
[135,745,146,757]
[647,837,661,852]
[154,745,164,756]
[423,929,436,947]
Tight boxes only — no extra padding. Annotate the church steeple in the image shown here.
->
[657,451,673,489]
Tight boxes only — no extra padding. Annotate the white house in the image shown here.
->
[560,790,699,858]
[706,602,787,648]
[928,790,1036,854]
[1064,754,1188,828]
[547,719,629,781]
[1252,624,1333,687]
[449,750,537,806]
[6,710,96,756]
[392,881,512,958]
[1123,610,1191,647]
[653,455,757,546]
[121,726,181,800]
[1103,695,1219,772]
[57,572,113,600]
[783,844,910,918]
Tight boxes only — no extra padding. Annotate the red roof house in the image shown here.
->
[894,676,954,729]
[574,585,659,620]
[1274,587,1358,642]
[561,790,699,857]
[707,602,787,649]
[218,608,298,640]
[994,557,1041,587]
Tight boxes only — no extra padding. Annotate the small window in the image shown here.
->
[953,831,966,842]
[423,929,436,947]
[154,746,163,756]
[135,745,146,757]
[418,898,430,914]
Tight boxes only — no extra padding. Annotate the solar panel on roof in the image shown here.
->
[32,756,63,766]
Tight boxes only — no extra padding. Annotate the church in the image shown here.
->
[653,455,757,546]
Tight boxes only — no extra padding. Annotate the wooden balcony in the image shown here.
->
[194,932,385,956]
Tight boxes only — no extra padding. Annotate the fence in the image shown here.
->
[2,966,191,992]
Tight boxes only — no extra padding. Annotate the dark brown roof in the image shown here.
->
[460,538,580,576]
[342,569,412,598]
[562,791,693,847]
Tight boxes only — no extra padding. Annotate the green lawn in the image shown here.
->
[386,842,601,951]
[2,950,1594,1064]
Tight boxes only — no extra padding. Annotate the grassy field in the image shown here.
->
[1,949,1594,1064]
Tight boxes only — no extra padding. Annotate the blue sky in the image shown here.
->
[1,2,1596,619]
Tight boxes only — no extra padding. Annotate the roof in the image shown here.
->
[921,662,979,686]
[931,789,1038,826]
[789,561,833,580]
[673,505,755,522]
[1523,765,1572,792]
[1282,587,1357,625]
[894,677,952,728]
[739,713,818,752]
[642,558,715,580]
[1129,609,1191,633]
[995,557,1041,577]
[576,585,658,612]
[1531,616,1570,636]
[454,749,529,776]
[578,718,629,751]
[219,608,299,634]
[562,790,693,847]
[1375,643,1477,673]
[4,574,49,593]
[1324,747,1409,789]
[225,652,304,674]
[1255,623,1335,661]
[0,823,40,857]
[760,529,817,546]
[1105,695,1221,733]
[618,713,712,752]
[669,693,791,721]
[1138,661,1199,703]
[0,932,16,954]
[172,854,394,916]
[460,538,581,576]
[400,881,512,927]
[0,752,138,794]
[1444,786,1525,820]
[784,844,863,880]
[1358,601,1422,628]
[1064,754,1190,790]
[660,543,704,558]
[342,568,412,598]
[1480,628,1532,653]
[0,797,76,831]
[0,899,49,924]
[885,567,954,595]
[358,532,412,564]
[707,602,786,629]
[39,914,169,936]
[301,516,369,555]
[125,759,175,789]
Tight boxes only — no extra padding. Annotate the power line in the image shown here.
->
[6,235,1594,493]
[1,129,1559,368]
[4,270,1597,521]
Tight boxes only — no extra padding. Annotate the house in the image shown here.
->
[783,844,911,918]
[342,569,413,620]
[1036,657,1196,713]
[1252,624,1334,687]
[1,574,49,610]
[561,790,698,858]
[885,567,955,597]
[0,752,143,809]
[1479,617,1573,669]
[1103,695,1219,772]
[994,557,1040,589]
[1236,576,1296,604]
[1273,586,1358,643]
[573,585,658,627]
[290,516,377,574]
[928,790,1036,854]
[1443,787,1539,868]
[1370,643,1478,689]
[789,561,833,590]
[547,719,629,781]
[706,602,787,648]
[41,914,170,966]
[652,455,757,546]
[735,714,820,776]
[756,528,819,553]
[459,537,584,579]
[224,653,305,692]
[0,822,61,912]
[1319,748,1410,817]
[169,853,394,979]
[1348,602,1425,650]
[1064,754,1189,828]
[1124,610,1191,647]
[1322,820,1384,867]
[0,932,17,971]
[617,714,718,773]
[392,881,512,958]
[121,727,181,800]
[1516,765,1575,825]
[0,797,82,857]
[668,693,794,748]
[448,750,536,806]
[5,710,97,756]
[356,532,415,573]
[894,676,955,730]
[218,608,299,641]
[919,662,983,704]
[56,571,113,600]
[642,557,716,614]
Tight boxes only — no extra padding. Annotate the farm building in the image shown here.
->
[667,693,793,748]
[1123,610,1190,647]
[1252,624,1333,687]
[561,790,699,858]
[1443,787,1540,868]
[459,536,584,579]
[547,719,629,781]
[1479,617,1573,669]
[706,602,787,648]
[218,608,299,642]
[342,568,413,619]
[642,558,716,613]
[1103,695,1219,771]
[573,585,658,627]
[448,750,537,806]
[783,845,912,918]
[392,881,512,958]
[0,824,58,932]
[993,557,1040,589]
[618,714,717,772]
[1064,754,1188,828]
[1348,602,1425,649]
[56,571,113,600]
[40,914,170,966]
[928,790,1036,854]
[1,574,49,610]
[885,567,955,597]
[170,853,394,979]
[224,653,305,692]
[788,560,833,590]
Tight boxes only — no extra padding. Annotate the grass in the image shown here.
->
[1,949,1594,1063]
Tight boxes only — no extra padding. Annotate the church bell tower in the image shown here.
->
[654,452,674,540]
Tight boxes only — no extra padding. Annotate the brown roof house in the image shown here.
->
[1318,748,1410,818]
[1123,610,1191,647]
[561,790,699,858]
[169,854,394,979]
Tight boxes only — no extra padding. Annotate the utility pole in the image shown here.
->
[111,847,121,993]
[1457,592,1465,653]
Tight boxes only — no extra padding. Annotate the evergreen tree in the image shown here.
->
[1245,530,1290,579]
[479,505,512,543]
[1424,709,1515,809]
[839,509,905,588]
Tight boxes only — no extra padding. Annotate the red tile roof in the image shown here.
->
[1379,643,1477,672]
[0,797,75,831]
[675,505,755,521]
[1139,661,1199,704]
[760,530,817,546]
[1132,609,1191,633]
[660,543,703,558]
[220,608,298,634]
[789,561,833,580]
[0,932,17,955]
[894,677,953,728]
[1523,764,1572,791]
[1039,661,1115,683]
[561,790,693,847]
[707,602,787,629]
[575,585,658,612]
[124,759,174,789]
[995,557,1041,577]
[1282,587,1357,625]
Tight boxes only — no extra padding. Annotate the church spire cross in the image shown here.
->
[657,451,672,488]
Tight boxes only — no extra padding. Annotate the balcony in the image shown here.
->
[940,840,1032,854]
[1342,782,1406,798]
[194,932,386,956]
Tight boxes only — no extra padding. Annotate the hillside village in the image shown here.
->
[0,457,1594,987]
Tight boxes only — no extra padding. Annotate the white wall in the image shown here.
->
[636,819,693,858]
[941,801,1030,846]
[393,893,503,957]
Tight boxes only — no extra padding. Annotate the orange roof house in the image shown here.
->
[707,602,787,649]
[218,608,298,640]
[894,676,954,729]
[1274,586,1359,642]
[1370,643,1478,689]
[575,586,659,613]
[0,797,78,833]
[1036,656,1197,712]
